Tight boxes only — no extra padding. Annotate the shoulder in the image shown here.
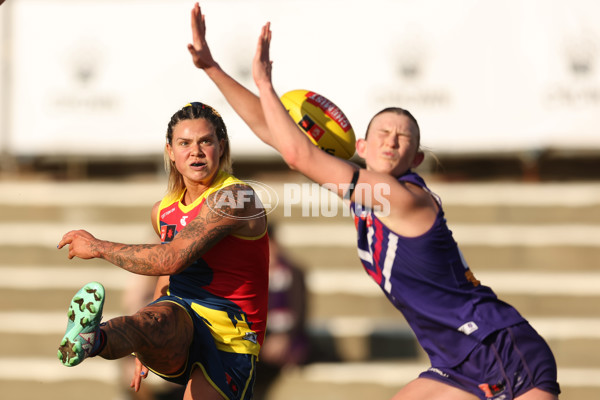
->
[368,175,439,237]
[204,182,267,237]
[151,200,162,235]
[205,182,261,215]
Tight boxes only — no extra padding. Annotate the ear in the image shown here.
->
[219,139,225,157]
[411,151,425,168]
[166,143,175,162]
[355,138,367,159]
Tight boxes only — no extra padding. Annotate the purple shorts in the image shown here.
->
[420,322,560,399]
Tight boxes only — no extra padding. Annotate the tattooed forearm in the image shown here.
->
[96,241,179,276]
[93,184,260,276]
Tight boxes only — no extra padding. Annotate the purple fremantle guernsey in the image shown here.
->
[350,171,525,367]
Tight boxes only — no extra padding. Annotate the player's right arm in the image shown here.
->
[251,23,437,235]
[251,24,394,201]
[187,2,270,143]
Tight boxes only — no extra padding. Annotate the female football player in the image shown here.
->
[187,2,560,399]
[58,101,269,400]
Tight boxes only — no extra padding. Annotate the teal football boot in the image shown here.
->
[58,281,105,367]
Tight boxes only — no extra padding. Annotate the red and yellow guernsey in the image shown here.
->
[156,170,269,356]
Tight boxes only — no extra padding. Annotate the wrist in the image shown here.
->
[92,240,107,259]
[203,62,223,78]
[256,79,274,93]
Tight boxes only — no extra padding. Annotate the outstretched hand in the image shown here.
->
[58,230,101,260]
[187,2,217,70]
[252,22,273,88]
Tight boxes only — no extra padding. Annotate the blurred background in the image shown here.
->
[0,0,599,399]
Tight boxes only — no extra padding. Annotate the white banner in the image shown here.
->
[0,3,7,154]
[4,0,600,157]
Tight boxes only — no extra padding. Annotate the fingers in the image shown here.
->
[262,22,271,42]
[187,43,197,57]
[190,2,206,47]
[57,231,74,250]
[190,2,201,45]
[260,22,272,59]
[130,358,148,392]
[57,229,97,260]
[256,23,268,57]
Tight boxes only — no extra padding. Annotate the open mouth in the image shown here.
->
[190,161,206,168]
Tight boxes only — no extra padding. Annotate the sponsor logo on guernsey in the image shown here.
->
[160,206,177,220]
[160,225,177,243]
[180,215,189,227]
[427,367,449,378]
[458,321,479,335]
[243,331,258,344]
[305,91,352,132]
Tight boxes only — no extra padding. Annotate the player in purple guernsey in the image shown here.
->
[188,3,560,399]
[351,169,525,368]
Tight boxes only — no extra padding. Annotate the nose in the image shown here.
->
[191,142,204,157]
[386,134,399,148]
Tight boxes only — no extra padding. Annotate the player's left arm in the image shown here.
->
[251,23,360,198]
[58,184,264,275]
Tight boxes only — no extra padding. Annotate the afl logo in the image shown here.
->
[206,180,279,220]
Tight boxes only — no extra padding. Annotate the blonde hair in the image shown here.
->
[164,102,232,197]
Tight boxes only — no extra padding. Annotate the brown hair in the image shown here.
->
[164,102,232,197]
[365,107,421,149]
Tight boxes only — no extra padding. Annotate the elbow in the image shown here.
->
[156,246,187,275]
[280,146,303,171]
[164,259,188,276]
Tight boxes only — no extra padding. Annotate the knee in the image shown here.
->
[135,303,193,341]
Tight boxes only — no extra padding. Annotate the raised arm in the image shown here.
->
[187,2,270,142]
[251,23,360,198]
[251,23,435,230]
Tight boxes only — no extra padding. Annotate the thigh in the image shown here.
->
[135,301,194,374]
[516,387,559,400]
[392,377,479,400]
[184,368,223,400]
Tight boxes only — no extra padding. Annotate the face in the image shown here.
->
[166,118,224,186]
[357,112,422,176]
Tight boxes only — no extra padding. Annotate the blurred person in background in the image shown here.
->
[253,224,310,400]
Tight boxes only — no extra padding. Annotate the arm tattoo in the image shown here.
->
[98,184,257,276]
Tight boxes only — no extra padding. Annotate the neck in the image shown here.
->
[182,170,222,205]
